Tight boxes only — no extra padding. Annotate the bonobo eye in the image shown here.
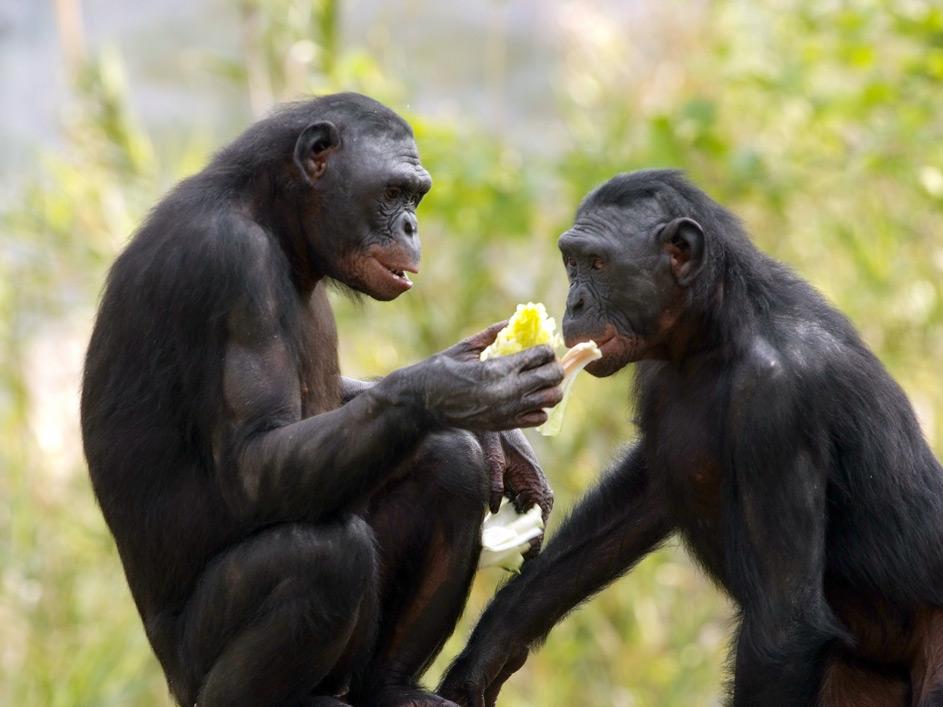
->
[384,187,402,201]
[565,255,577,268]
[591,257,605,271]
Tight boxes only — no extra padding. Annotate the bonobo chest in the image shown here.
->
[641,364,727,578]
[299,284,342,416]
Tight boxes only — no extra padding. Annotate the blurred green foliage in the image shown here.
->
[1,0,941,705]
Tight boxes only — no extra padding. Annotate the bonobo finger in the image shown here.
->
[511,490,534,513]
[480,433,506,513]
[514,409,549,429]
[503,343,560,372]
[463,321,508,354]
[511,485,553,527]
[520,385,564,411]
[521,534,543,561]
[520,361,566,396]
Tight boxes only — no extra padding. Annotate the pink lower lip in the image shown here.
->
[387,269,412,292]
[584,333,614,352]
[372,257,416,292]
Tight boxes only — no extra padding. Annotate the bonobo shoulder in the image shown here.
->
[746,336,783,378]
[773,315,851,378]
[183,210,283,290]
[137,208,285,330]
[212,214,291,324]
[732,318,849,401]
[733,335,787,393]
[217,212,279,267]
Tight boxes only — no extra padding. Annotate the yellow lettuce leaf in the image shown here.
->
[480,302,560,360]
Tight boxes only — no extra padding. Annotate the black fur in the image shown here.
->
[441,170,943,707]
[80,93,563,707]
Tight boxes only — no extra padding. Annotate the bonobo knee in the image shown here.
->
[329,515,377,592]
[416,430,490,509]
[288,517,378,614]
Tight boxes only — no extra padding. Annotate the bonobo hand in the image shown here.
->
[438,640,530,707]
[413,322,564,432]
[479,429,553,554]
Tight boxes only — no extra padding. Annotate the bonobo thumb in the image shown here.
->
[445,321,508,360]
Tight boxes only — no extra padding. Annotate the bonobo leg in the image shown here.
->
[349,430,490,707]
[174,517,377,707]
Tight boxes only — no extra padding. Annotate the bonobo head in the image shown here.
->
[558,169,718,375]
[233,92,432,300]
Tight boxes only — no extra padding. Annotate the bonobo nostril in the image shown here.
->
[566,287,585,313]
[401,212,418,237]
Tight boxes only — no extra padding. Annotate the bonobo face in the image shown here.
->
[294,119,432,301]
[557,198,704,376]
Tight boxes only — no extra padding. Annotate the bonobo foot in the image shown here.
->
[371,686,461,707]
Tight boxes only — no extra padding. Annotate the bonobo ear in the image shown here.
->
[294,121,341,185]
[660,217,705,287]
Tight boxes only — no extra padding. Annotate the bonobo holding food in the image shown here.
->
[80,92,564,707]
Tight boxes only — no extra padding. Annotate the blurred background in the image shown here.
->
[1,0,941,705]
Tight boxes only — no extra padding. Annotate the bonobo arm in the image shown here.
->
[340,377,554,531]
[340,376,376,404]
[439,445,671,707]
[725,367,844,707]
[214,237,564,524]
[221,324,562,523]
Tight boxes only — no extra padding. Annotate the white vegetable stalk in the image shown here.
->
[537,341,603,437]
[478,498,545,573]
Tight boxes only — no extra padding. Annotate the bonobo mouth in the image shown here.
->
[565,326,633,377]
[378,259,415,286]
[592,331,617,354]
[367,253,419,296]
[565,327,615,353]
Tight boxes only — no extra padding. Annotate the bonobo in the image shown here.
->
[440,170,943,707]
[80,93,563,707]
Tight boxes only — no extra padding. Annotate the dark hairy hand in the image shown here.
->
[438,640,529,707]
[479,429,553,555]
[414,322,564,432]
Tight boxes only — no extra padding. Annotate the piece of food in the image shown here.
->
[536,340,602,436]
[478,497,545,573]
[480,302,602,436]
[480,302,560,360]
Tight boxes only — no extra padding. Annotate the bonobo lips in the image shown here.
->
[565,326,627,376]
[370,254,419,294]
[565,327,615,352]
[593,332,619,357]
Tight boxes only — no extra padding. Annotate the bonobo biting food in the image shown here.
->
[440,170,943,707]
